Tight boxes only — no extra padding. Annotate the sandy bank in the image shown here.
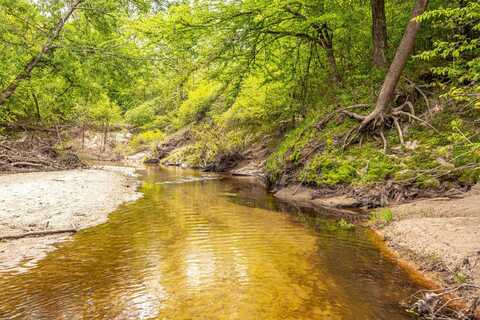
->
[0,167,142,273]
[376,185,480,314]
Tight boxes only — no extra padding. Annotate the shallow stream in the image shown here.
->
[0,166,422,319]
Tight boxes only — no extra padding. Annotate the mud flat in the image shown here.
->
[0,166,142,273]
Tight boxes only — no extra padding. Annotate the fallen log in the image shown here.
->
[0,229,77,241]
[8,162,44,168]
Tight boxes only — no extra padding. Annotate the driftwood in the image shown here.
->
[0,229,77,241]
[2,161,44,168]
[408,283,480,319]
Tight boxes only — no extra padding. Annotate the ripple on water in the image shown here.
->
[0,167,419,320]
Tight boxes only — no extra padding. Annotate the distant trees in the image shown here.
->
[0,0,159,127]
[90,94,122,152]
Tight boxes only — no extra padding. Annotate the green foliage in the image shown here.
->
[0,0,478,194]
[417,2,480,84]
[124,102,156,128]
[416,1,480,112]
[90,94,122,126]
[361,156,396,183]
[454,271,468,284]
[220,75,298,130]
[266,116,320,182]
[175,80,223,128]
[164,123,256,168]
[300,154,358,186]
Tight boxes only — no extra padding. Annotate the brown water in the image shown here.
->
[0,166,420,319]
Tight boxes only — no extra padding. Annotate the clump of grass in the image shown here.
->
[453,271,468,284]
[369,208,393,227]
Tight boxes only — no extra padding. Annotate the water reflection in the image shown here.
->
[0,166,419,319]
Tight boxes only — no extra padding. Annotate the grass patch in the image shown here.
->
[369,208,393,227]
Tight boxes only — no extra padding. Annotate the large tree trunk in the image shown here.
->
[361,0,428,129]
[371,0,388,68]
[0,0,83,107]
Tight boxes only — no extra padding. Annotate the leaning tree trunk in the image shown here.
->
[0,0,83,107]
[360,0,428,130]
[371,0,388,68]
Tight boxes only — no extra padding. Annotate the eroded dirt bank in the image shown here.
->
[0,167,142,273]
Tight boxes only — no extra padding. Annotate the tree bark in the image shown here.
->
[314,23,341,84]
[361,0,428,129]
[0,0,83,107]
[371,0,388,68]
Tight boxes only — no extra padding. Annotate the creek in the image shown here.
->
[0,166,422,319]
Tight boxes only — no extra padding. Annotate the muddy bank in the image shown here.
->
[0,167,142,273]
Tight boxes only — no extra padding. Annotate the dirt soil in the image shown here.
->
[378,185,480,312]
[0,166,142,273]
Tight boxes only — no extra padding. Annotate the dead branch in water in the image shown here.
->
[0,229,77,241]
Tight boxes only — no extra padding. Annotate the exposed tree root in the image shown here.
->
[315,104,370,130]
[339,99,438,152]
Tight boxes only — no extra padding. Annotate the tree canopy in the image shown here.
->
[1,0,478,188]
